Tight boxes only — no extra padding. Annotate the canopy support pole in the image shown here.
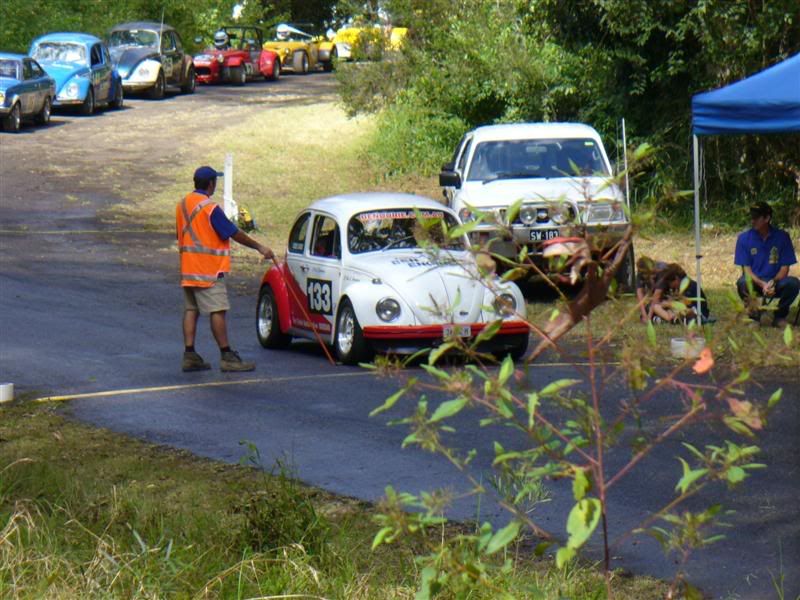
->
[692,135,703,326]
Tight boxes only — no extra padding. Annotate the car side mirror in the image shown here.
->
[439,170,461,189]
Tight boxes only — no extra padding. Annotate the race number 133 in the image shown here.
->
[306,278,332,315]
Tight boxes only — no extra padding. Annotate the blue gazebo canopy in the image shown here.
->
[692,53,800,135]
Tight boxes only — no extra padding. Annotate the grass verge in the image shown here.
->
[1,403,669,598]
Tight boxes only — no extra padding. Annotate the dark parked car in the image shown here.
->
[0,52,56,132]
[107,21,195,98]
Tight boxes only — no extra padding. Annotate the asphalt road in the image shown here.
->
[1,73,798,599]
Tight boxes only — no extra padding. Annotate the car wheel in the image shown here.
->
[292,51,308,74]
[180,66,195,94]
[614,244,636,293]
[148,70,165,99]
[323,47,336,72]
[335,298,372,365]
[256,286,292,349]
[80,87,95,116]
[35,96,51,125]
[508,333,529,361]
[267,60,281,81]
[3,102,21,132]
[111,81,124,109]
[231,65,246,86]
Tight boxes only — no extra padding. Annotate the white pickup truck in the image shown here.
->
[439,122,634,288]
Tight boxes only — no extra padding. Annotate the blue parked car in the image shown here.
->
[0,52,55,132]
[29,32,123,115]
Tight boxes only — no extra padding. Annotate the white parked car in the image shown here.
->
[256,193,530,364]
[439,123,634,288]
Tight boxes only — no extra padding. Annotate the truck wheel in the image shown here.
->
[292,51,309,74]
[35,97,51,124]
[148,71,165,99]
[231,65,246,86]
[256,286,292,349]
[614,245,636,293]
[335,298,372,365]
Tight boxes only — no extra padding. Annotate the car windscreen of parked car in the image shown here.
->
[0,59,20,79]
[108,29,159,49]
[348,209,465,254]
[467,138,610,182]
[31,42,87,65]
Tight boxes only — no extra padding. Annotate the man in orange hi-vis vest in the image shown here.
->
[176,166,274,372]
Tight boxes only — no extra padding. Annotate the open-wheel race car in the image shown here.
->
[263,23,330,74]
[256,193,530,364]
[193,26,280,85]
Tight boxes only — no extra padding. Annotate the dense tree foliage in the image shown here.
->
[338,0,800,225]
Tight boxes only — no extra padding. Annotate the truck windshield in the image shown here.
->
[348,209,465,254]
[467,138,609,182]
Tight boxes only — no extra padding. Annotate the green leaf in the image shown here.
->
[486,520,521,554]
[726,466,746,484]
[556,546,576,569]
[784,324,794,347]
[474,320,502,344]
[527,392,539,430]
[723,416,755,438]
[372,526,393,549]
[540,378,582,397]
[505,199,523,225]
[449,219,481,238]
[370,388,407,417]
[428,341,456,365]
[421,364,451,381]
[768,388,783,409]
[572,468,591,501]
[646,320,657,347]
[429,397,468,423]
[684,581,704,600]
[566,498,602,549]
[675,458,708,494]
[498,355,514,385]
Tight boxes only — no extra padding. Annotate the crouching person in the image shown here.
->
[649,264,711,324]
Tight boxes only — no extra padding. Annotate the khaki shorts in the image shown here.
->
[184,279,230,314]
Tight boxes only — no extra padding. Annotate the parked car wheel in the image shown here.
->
[323,47,336,72]
[508,333,530,361]
[35,97,51,124]
[292,51,308,74]
[111,82,124,109]
[148,70,165,99]
[180,67,195,94]
[256,286,292,349]
[80,88,94,115]
[3,102,21,132]
[267,60,281,81]
[335,298,372,365]
[231,65,246,86]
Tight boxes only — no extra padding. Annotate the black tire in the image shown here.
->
[508,333,530,361]
[614,244,636,293]
[267,60,281,81]
[180,66,195,94]
[35,96,51,125]
[335,298,372,365]
[80,87,94,116]
[111,81,124,109]
[256,286,292,349]
[292,51,308,74]
[3,102,21,132]
[148,70,165,99]
[231,65,246,86]
[322,47,336,72]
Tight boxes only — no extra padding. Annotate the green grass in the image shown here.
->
[0,403,669,599]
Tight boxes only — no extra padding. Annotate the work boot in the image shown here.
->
[182,351,211,372]
[220,349,255,372]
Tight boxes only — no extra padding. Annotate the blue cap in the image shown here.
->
[194,165,223,180]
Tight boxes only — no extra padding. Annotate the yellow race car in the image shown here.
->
[327,25,407,61]
[264,23,329,73]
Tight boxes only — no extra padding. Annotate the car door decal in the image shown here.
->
[306,278,332,315]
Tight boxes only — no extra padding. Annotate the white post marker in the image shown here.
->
[223,153,238,221]
[0,382,14,403]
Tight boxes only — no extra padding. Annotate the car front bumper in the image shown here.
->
[470,223,629,258]
[362,320,529,354]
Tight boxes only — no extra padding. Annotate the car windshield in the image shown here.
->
[108,29,159,49]
[31,42,87,65]
[348,209,466,254]
[467,138,610,182]
[0,59,20,79]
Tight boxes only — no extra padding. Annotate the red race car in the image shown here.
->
[193,26,280,85]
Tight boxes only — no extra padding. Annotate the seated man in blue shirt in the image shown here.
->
[734,201,799,327]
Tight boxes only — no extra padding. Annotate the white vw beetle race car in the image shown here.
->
[256,193,530,364]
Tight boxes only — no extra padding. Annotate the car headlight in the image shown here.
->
[586,202,625,223]
[217,54,225,63]
[65,82,79,99]
[493,293,517,316]
[0,91,5,103]
[519,205,537,225]
[133,63,153,79]
[551,203,575,225]
[376,298,401,322]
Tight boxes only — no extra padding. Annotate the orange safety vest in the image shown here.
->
[176,192,231,287]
